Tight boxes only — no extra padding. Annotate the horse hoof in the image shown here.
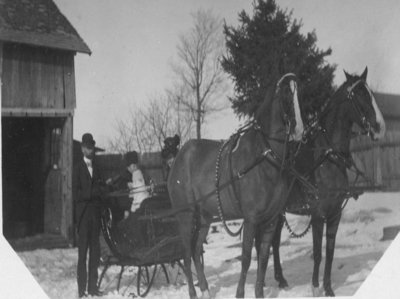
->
[325,288,335,297]
[311,286,322,297]
[201,290,211,299]
[278,279,289,289]
[235,291,244,298]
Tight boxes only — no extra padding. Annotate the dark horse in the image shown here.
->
[272,67,386,297]
[168,73,305,299]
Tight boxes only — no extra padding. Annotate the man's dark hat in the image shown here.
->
[81,133,95,148]
[124,151,138,166]
[161,134,180,159]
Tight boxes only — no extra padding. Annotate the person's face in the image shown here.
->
[81,145,94,159]
[166,157,174,168]
[127,163,138,173]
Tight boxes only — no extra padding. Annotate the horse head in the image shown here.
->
[343,67,386,140]
[255,73,304,142]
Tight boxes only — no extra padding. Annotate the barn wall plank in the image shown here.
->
[1,44,75,110]
[63,54,76,109]
[0,42,3,105]
[351,131,400,190]
[60,116,74,242]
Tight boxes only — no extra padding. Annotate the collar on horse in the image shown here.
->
[275,79,376,237]
[214,117,315,236]
[283,80,375,218]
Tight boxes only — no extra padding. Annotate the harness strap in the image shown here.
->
[283,213,312,238]
[215,139,243,236]
[146,142,285,221]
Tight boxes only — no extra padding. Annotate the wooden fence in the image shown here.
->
[96,152,167,185]
[350,131,400,191]
[95,132,400,192]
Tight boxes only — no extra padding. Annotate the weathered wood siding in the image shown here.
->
[0,42,3,105]
[350,131,400,190]
[1,43,75,110]
[384,118,400,132]
[60,117,74,241]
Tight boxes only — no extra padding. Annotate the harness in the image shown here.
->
[215,73,315,236]
[213,73,305,236]
[215,123,279,236]
[283,79,377,238]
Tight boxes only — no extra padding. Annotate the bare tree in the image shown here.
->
[108,94,194,154]
[171,9,229,139]
[165,85,195,142]
[108,9,227,152]
[144,91,194,149]
[108,107,157,154]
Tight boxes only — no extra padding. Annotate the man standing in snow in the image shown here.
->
[73,133,104,297]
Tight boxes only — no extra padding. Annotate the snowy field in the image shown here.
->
[7,192,400,299]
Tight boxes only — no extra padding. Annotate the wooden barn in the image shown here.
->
[350,92,400,191]
[1,0,91,249]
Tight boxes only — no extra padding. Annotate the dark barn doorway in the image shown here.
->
[2,117,47,239]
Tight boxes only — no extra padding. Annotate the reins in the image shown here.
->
[147,100,306,224]
[144,139,278,221]
[213,74,307,236]
[282,80,377,237]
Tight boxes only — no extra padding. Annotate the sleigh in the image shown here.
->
[97,185,187,297]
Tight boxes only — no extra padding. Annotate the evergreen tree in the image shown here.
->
[222,0,336,117]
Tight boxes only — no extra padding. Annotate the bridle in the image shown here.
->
[301,78,376,144]
[346,79,375,137]
[282,78,378,235]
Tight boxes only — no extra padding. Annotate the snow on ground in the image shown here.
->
[15,192,400,299]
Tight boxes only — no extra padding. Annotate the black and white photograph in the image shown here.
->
[1,0,400,298]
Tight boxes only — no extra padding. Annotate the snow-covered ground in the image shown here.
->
[9,192,400,298]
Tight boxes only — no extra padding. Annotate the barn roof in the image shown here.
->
[375,92,400,119]
[0,0,91,54]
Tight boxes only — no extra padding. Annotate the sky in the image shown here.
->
[53,0,400,149]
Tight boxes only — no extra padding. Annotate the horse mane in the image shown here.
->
[314,77,354,117]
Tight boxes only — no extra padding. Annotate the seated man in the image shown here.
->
[161,134,180,180]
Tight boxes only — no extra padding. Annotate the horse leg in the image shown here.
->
[254,224,263,286]
[311,216,324,296]
[272,214,288,288]
[323,213,341,297]
[255,219,278,298]
[254,224,261,260]
[235,221,256,298]
[193,215,211,299]
[178,211,198,299]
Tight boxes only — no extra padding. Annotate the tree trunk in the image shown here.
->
[196,86,202,139]
[196,111,201,139]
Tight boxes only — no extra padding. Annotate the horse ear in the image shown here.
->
[344,70,352,81]
[361,66,368,81]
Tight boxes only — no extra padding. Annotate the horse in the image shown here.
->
[271,67,386,297]
[167,73,305,299]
